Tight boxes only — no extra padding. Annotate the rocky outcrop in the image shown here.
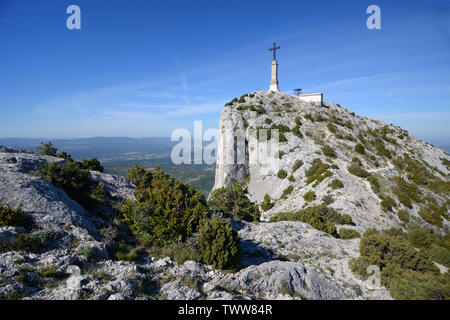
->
[0,147,382,300]
[212,91,449,234]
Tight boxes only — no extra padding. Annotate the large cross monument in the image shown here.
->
[268,42,280,92]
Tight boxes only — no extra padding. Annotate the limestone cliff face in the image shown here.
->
[212,91,450,234]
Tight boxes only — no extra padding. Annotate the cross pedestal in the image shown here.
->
[269,60,279,92]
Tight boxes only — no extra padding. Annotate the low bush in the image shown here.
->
[328,179,344,189]
[339,228,360,239]
[322,145,337,158]
[347,165,370,178]
[305,159,332,187]
[208,182,260,222]
[355,144,365,154]
[199,218,241,270]
[303,191,316,202]
[392,176,420,209]
[0,230,62,253]
[260,194,274,211]
[122,166,209,245]
[270,208,337,236]
[0,203,28,227]
[39,160,105,212]
[349,228,448,299]
[281,186,294,198]
[277,169,288,179]
[291,160,304,172]
[397,209,410,223]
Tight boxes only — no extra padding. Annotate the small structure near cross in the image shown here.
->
[293,88,302,96]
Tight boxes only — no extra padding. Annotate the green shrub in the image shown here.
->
[208,182,260,222]
[39,161,105,211]
[288,175,295,182]
[352,157,362,166]
[355,144,365,154]
[238,94,248,103]
[339,228,361,239]
[397,209,410,223]
[374,138,392,158]
[428,244,450,267]
[322,194,334,205]
[291,160,304,172]
[199,218,241,270]
[328,179,344,189]
[352,232,438,277]
[327,122,337,133]
[80,158,104,172]
[292,124,303,138]
[38,266,57,278]
[113,242,139,261]
[277,169,288,179]
[265,118,272,125]
[347,165,370,178]
[388,269,450,300]
[270,205,338,237]
[261,194,274,211]
[122,166,209,245]
[322,145,337,158]
[281,186,294,198]
[0,203,27,227]
[1,230,61,253]
[305,159,332,187]
[303,191,316,202]
[368,175,380,193]
[146,240,201,265]
[392,176,420,209]
[349,229,443,299]
[379,195,397,212]
[36,142,57,156]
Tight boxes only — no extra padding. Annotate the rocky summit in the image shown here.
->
[0,92,449,300]
[213,91,449,234]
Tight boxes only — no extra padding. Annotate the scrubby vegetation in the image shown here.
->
[350,228,450,300]
[0,230,62,253]
[198,217,241,270]
[36,143,105,212]
[277,169,288,179]
[261,194,274,211]
[281,186,294,199]
[291,159,303,173]
[123,166,209,245]
[303,191,316,202]
[339,228,360,239]
[39,161,105,212]
[322,145,337,158]
[347,164,370,178]
[328,179,344,190]
[305,159,332,187]
[354,144,365,154]
[0,203,28,227]
[122,166,245,270]
[270,205,353,237]
[208,182,260,222]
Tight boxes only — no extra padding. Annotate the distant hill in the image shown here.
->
[0,137,174,161]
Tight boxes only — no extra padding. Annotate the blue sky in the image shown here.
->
[0,0,449,145]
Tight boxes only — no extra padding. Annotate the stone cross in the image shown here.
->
[269,42,280,61]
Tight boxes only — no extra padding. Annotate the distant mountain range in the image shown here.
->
[0,137,175,161]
